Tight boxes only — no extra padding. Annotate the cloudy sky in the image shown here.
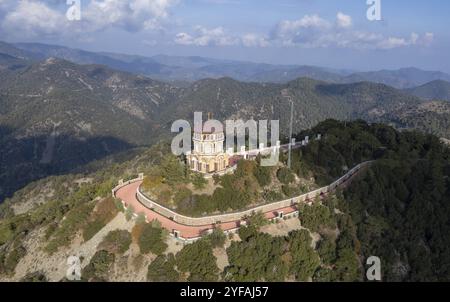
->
[0,0,449,72]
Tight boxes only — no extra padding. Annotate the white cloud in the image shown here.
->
[271,12,434,50]
[82,0,178,32]
[241,33,269,47]
[175,26,239,46]
[1,0,67,38]
[336,12,352,29]
[377,32,435,49]
[423,32,434,46]
[174,26,269,48]
[0,3,435,51]
[0,0,179,39]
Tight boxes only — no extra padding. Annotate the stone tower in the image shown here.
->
[186,113,229,174]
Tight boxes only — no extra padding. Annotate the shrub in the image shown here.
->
[207,228,226,248]
[288,230,320,281]
[99,230,132,254]
[317,235,337,264]
[263,190,284,202]
[238,225,258,241]
[131,223,144,243]
[125,205,135,221]
[1,246,26,274]
[138,224,168,255]
[83,220,106,242]
[136,212,146,225]
[147,254,180,282]
[20,271,47,282]
[176,239,219,281]
[113,198,125,212]
[281,185,302,197]
[254,166,272,187]
[247,212,269,228]
[174,187,192,207]
[277,167,295,184]
[299,203,335,233]
[46,202,94,254]
[192,173,207,190]
[82,250,115,281]
[82,197,119,241]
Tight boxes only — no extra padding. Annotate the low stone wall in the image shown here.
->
[135,161,372,226]
[111,173,144,198]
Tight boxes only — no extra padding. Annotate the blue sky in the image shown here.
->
[0,0,449,72]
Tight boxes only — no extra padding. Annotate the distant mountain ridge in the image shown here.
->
[6,41,450,88]
[405,80,450,101]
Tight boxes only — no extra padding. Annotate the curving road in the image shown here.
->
[115,161,370,240]
[115,181,297,239]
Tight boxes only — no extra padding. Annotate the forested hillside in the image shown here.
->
[405,80,450,101]
[294,120,450,281]
[0,120,448,281]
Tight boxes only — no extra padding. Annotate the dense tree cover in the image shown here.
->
[225,230,289,281]
[299,203,336,233]
[298,119,450,281]
[287,230,320,281]
[224,226,332,281]
[145,238,219,282]
[176,239,219,281]
[343,156,450,281]
[294,119,382,184]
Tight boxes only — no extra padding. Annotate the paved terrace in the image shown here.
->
[115,180,298,239]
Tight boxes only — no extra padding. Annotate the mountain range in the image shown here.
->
[1,41,450,202]
[5,41,450,88]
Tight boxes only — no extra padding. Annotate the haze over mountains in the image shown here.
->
[5,41,450,89]
[1,40,450,201]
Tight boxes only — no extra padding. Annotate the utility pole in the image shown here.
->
[288,98,294,169]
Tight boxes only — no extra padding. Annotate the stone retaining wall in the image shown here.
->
[134,161,372,226]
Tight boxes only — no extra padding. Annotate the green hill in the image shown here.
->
[405,80,450,101]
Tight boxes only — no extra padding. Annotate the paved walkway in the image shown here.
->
[115,181,297,239]
[115,160,370,240]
